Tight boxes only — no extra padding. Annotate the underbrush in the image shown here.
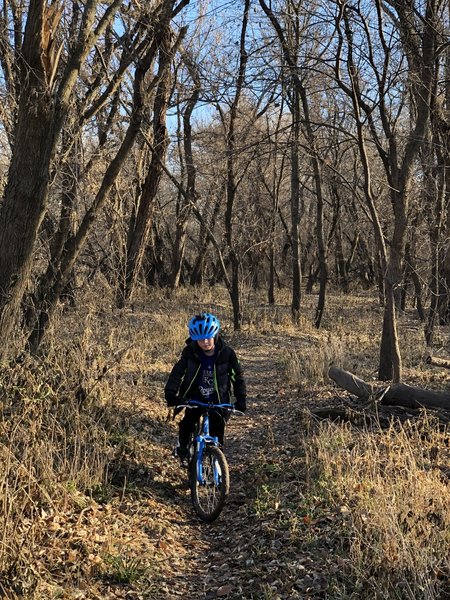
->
[248,413,450,599]
[0,351,114,596]
[1,283,449,598]
[0,284,223,597]
[302,415,450,598]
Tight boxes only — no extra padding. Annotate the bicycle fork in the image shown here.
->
[195,414,221,485]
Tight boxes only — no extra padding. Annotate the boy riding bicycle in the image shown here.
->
[165,312,247,459]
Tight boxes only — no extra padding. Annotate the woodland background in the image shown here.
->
[0,0,448,374]
[0,0,450,598]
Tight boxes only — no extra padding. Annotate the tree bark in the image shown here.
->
[405,241,425,322]
[0,1,59,357]
[290,86,302,322]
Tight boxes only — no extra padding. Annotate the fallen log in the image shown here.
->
[327,366,375,398]
[328,366,450,410]
[426,355,450,369]
[308,406,392,427]
[307,403,419,428]
[379,383,450,409]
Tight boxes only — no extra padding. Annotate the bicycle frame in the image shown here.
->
[174,400,243,521]
[183,401,234,484]
[177,400,230,484]
[195,409,221,484]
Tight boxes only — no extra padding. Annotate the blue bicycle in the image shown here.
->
[176,401,242,522]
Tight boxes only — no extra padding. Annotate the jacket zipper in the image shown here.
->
[182,364,201,399]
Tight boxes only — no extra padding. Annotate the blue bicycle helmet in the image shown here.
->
[188,312,221,340]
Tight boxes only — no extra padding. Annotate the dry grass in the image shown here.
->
[301,414,450,598]
[0,282,449,597]
[0,282,231,596]
[0,354,111,594]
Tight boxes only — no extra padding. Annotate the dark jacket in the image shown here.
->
[164,336,246,405]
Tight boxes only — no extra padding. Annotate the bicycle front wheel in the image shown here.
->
[191,446,229,522]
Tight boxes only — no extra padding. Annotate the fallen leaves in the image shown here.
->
[4,332,356,599]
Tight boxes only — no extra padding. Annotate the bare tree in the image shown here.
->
[0,2,190,351]
[0,0,124,356]
[216,0,251,329]
[424,1,450,342]
[259,0,329,327]
[334,0,444,381]
[118,6,187,306]
[169,50,201,288]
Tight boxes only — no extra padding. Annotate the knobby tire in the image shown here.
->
[190,445,229,522]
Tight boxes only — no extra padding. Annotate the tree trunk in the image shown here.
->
[0,0,125,357]
[329,366,450,410]
[0,1,57,357]
[258,0,327,327]
[290,86,302,322]
[119,23,175,306]
[221,0,250,330]
[25,28,162,352]
[26,115,145,353]
[379,245,404,382]
[405,242,425,322]
[170,52,200,288]
[24,120,80,333]
[268,244,276,305]
[334,1,439,382]
[335,222,350,294]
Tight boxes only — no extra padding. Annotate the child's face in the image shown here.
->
[197,337,215,354]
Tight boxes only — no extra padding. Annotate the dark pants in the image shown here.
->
[179,407,227,447]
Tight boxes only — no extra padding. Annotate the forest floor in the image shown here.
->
[35,326,345,600]
[22,292,450,599]
[142,331,335,600]
[31,326,348,600]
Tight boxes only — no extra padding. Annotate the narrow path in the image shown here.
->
[62,329,331,600]
[157,334,304,600]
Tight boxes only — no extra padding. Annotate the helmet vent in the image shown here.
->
[188,312,220,340]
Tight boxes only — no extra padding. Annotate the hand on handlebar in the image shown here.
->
[166,396,180,407]
[170,399,246,414]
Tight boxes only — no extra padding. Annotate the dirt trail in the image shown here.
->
[153,334,307,600]
[37,331,333,599]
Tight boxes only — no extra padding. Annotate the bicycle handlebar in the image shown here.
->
[175,400,245,415]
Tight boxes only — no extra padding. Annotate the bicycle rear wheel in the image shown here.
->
[191,446,229,522]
